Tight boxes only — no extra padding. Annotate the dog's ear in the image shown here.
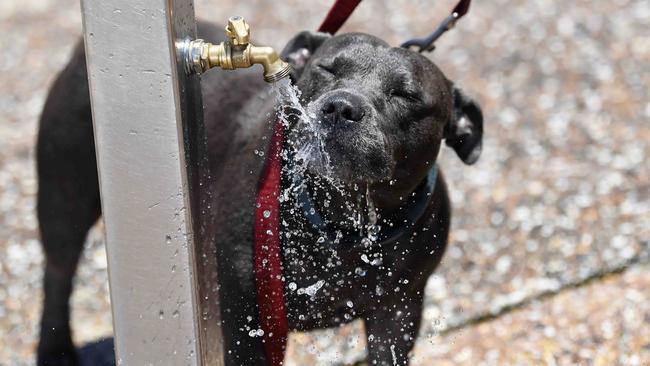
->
[281,31,331,80]
[444,86,484,165]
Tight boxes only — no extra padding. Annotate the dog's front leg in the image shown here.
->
[363,296,424,366]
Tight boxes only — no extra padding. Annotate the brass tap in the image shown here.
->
[185,16,291,83]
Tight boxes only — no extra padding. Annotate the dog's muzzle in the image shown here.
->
[317,90,367,129]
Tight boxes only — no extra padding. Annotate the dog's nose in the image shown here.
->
[320,94,365,125]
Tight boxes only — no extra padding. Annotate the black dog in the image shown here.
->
[36,22,482,366]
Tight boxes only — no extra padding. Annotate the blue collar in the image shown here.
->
[294,165,439,247]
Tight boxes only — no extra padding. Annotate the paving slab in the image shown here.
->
[411,263,650,366]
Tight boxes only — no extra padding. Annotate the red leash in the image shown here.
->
[253,1,362,365]
[318,0,362,34]
[254,123,288,366]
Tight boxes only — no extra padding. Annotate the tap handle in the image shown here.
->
[226,16,250,46]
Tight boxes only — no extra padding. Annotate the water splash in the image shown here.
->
[270,80,381,248]
[272,79,332,178]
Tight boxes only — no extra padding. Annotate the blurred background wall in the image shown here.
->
[1,0,648,364]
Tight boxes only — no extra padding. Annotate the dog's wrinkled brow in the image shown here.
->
[387,71,419,94]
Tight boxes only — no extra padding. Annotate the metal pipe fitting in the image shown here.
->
[249,45,292,82]
[184,16,291,83]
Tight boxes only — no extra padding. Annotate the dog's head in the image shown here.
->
[281,31,483,185]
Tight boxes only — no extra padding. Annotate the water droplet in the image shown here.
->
[263,210,271,218]
[297,280,325,298]
[248,329,264,337]
[376,285,384,296]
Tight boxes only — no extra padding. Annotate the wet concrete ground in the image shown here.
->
[1,0,649,365]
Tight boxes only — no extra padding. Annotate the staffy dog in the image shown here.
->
[36,21,483,366]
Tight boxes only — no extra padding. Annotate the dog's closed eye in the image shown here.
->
[389,88,422,103]
[315,62,336,76]
[316,56,358,77]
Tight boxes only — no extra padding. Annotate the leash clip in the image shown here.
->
[401,0,471,53]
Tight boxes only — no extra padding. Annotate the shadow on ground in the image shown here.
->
[77,338,114,366]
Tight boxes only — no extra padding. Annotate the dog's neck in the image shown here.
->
[303,173,373,233]
[300,168,435,236]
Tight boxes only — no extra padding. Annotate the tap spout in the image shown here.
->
[249,46,292,82]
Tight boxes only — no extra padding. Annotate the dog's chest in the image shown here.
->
[279,194,435,331]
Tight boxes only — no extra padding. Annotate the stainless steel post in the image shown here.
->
[80,0,224,364]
